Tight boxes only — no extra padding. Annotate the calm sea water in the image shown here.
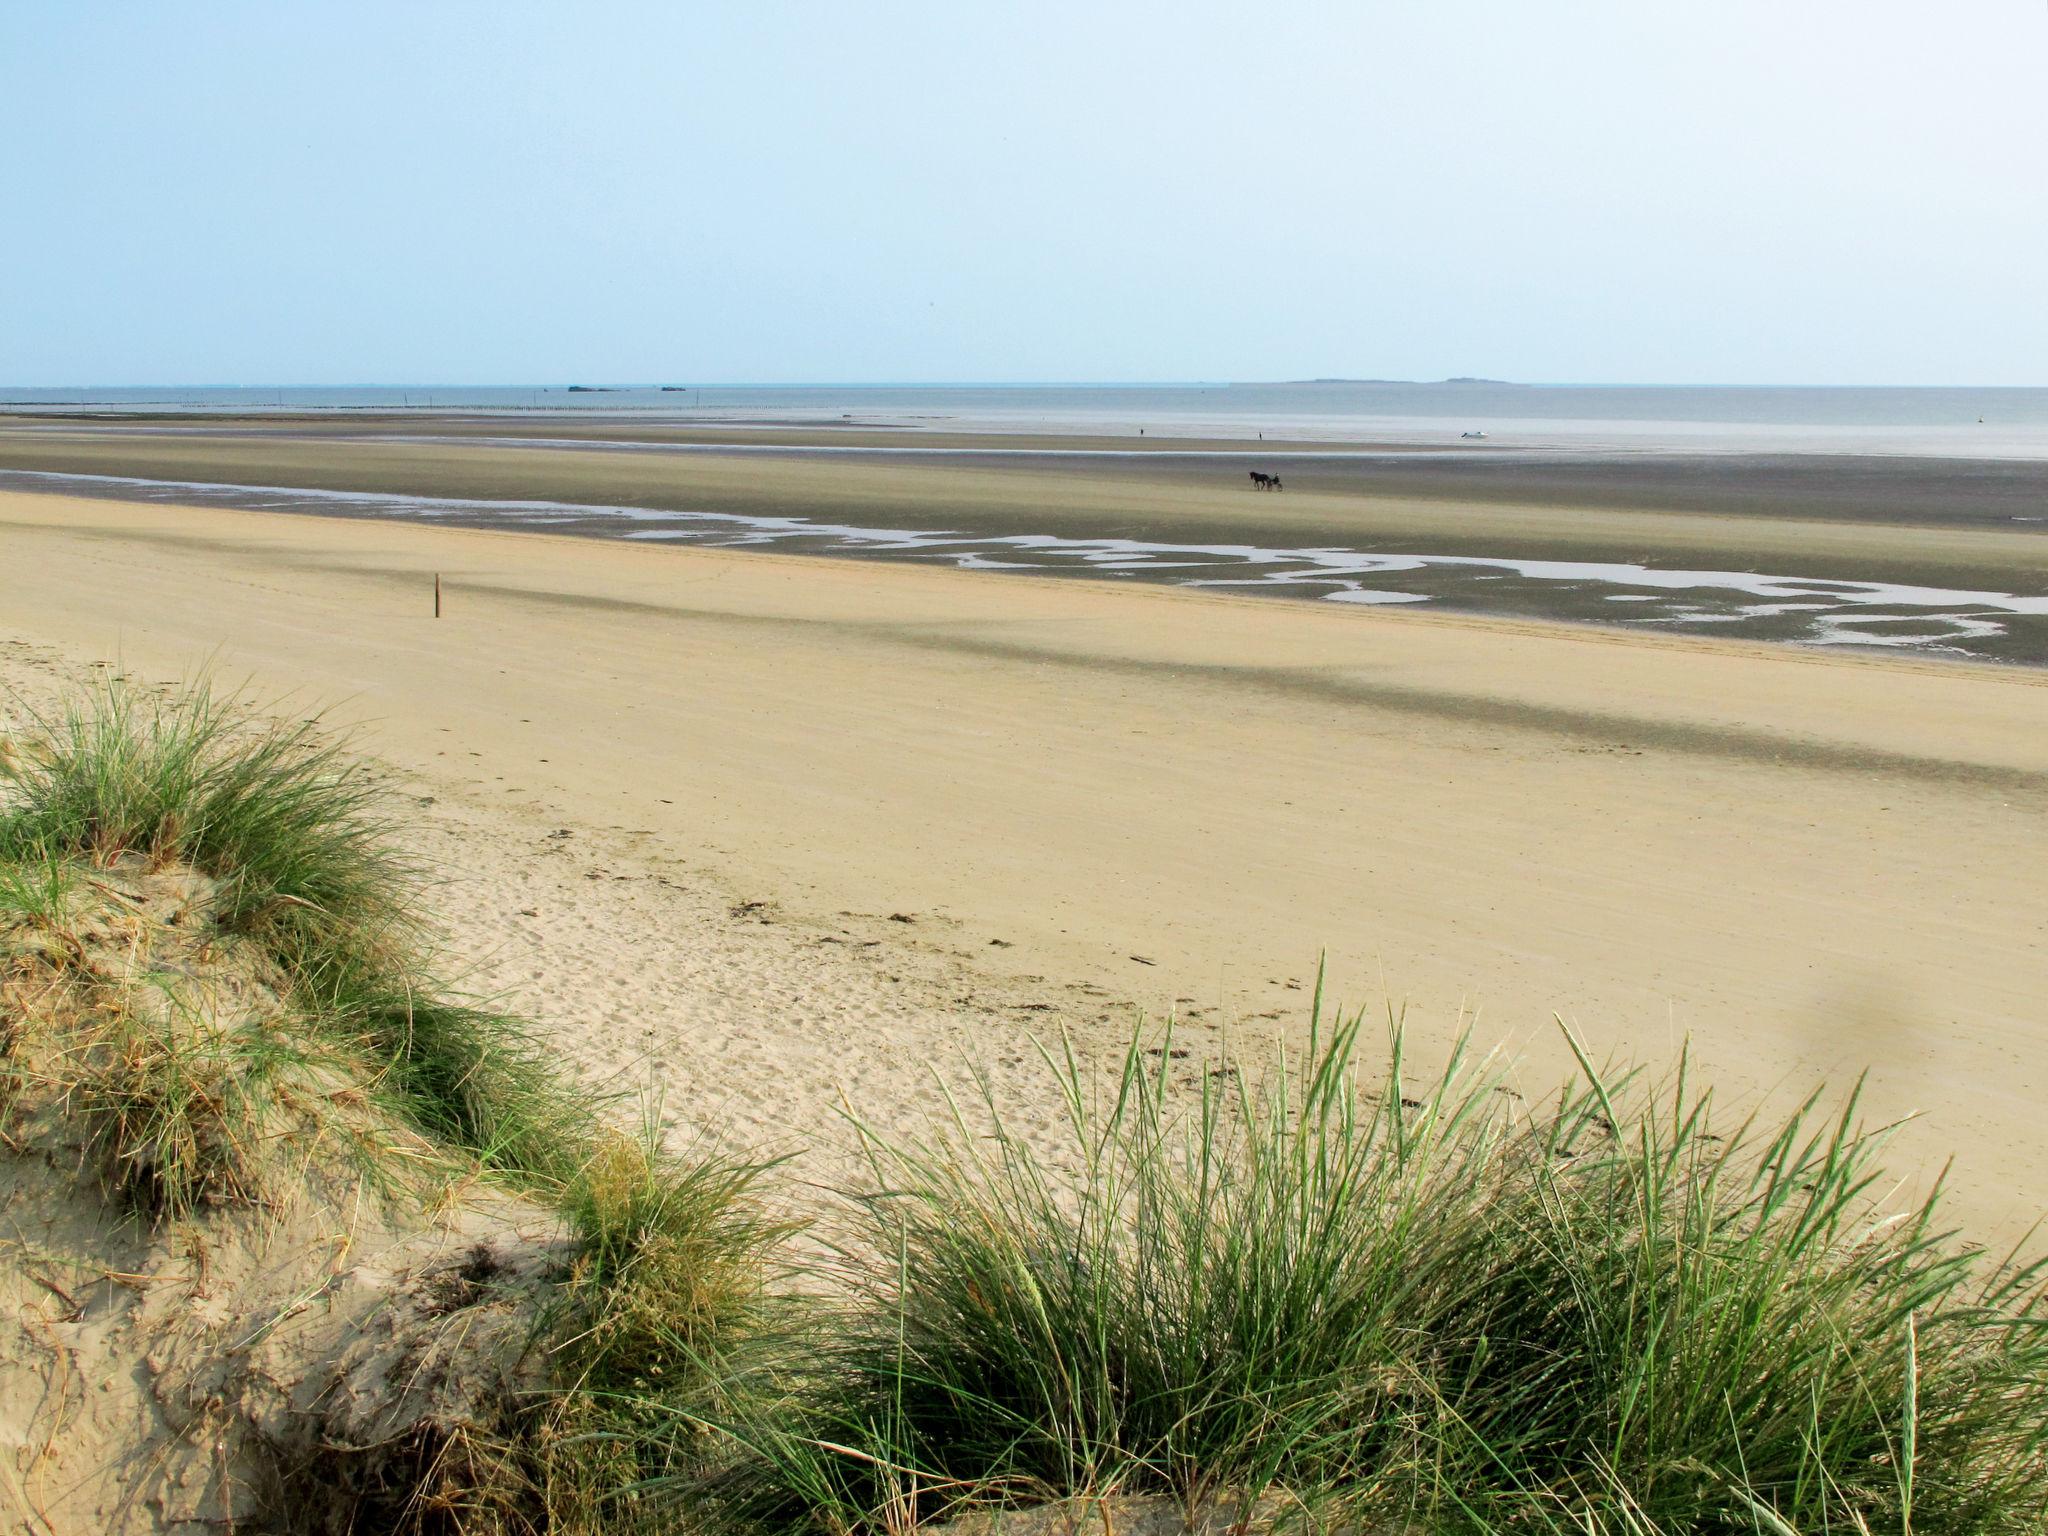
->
[7,382,2048,456]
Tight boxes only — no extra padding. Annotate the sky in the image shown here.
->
[4,1,2046,387]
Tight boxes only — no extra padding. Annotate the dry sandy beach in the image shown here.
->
[4,482,2046,1241]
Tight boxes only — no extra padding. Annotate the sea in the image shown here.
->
[7,382,2048,458]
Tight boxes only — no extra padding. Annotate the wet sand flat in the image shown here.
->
[9,410,2048,530]
[3,486,2046,1240]
[4,421,2048,660]
[4,418,2047,560]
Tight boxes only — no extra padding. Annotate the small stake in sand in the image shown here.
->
[434,574,441,618]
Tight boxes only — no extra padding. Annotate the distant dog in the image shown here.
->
[1248,470,1284,492]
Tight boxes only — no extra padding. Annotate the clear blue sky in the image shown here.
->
[5,1,2045,387]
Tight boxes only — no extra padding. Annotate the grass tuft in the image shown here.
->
[533,1116,796,1532]
[71,985,296,1214]
[0,677,588,1188]
[691,1008,2048,1535]
[0,676,407,968]
[311,964,595,1190]
[63,981,427,1217]
[0,844,77,932]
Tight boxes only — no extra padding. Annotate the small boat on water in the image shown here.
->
[1460,429,1488,439]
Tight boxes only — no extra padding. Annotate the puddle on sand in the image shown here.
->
[5,467,2044,665]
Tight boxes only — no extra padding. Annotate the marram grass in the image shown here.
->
[0,676,590,1189]
[682,1008,2048,1535]
[0,674,407,964]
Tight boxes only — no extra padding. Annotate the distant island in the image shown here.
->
[1289,377,1518,386]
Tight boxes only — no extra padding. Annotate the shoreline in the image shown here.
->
[4,485,2047,1242]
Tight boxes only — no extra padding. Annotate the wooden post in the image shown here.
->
[434,573,441,618]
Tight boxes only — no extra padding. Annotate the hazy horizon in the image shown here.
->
[12,379,2048,393]
[7,1,2046,388]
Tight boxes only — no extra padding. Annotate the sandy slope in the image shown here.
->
[3,487,2045,1239]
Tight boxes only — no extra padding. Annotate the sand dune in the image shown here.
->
[3,486,2045,1239]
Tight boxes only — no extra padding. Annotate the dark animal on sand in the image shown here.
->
[1248,470,1284,492]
